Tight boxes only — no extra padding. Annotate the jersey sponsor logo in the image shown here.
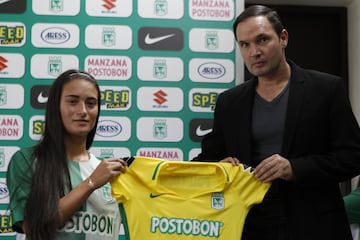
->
[60,211,116,236]
[30,85,50,109]
[0,115,23,140]
[149,193,165,198]
[138,27,183,51]
[0,0,26,14]
[0,84,24,109]
[0,22,26,47]
[189,118,213,142]
[151,216,224,238]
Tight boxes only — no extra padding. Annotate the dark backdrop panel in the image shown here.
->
[244,5,348,89]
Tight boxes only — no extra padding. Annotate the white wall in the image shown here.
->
[235,0,245,84]
[348,0,360,124]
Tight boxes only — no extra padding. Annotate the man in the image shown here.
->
[193,5,360,240]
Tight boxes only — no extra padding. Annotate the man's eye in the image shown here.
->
[259,37,268,44]
[239,42,248,48]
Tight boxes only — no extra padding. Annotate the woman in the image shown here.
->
[7,69,127,240]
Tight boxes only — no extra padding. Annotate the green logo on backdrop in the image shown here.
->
[205,31,219,50]
[48,57,62,76]
[153,60,167,79]
[155,0,167,16]
[153,119,167,139]
[102,28,116,47]
[50,0,64,13]
[0,87,7,106]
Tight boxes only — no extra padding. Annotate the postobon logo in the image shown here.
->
[151,216,224,237]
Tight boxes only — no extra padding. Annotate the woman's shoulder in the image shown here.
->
[12,147,35,160]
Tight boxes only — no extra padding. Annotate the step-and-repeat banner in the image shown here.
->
[0,0,236,238]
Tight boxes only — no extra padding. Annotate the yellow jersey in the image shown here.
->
[111,156,270,239]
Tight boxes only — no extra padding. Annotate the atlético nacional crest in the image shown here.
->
[211,192,224,210]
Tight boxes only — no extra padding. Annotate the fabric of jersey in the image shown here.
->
[110,156,271,240]
[7,147,121,240]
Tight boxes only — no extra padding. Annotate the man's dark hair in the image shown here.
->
[233,5,284,40]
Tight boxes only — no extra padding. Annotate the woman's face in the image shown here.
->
[60,78,99,139]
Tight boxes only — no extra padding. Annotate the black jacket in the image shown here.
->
[194,61,360,240]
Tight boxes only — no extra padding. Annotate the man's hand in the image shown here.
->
[254,154,294,182]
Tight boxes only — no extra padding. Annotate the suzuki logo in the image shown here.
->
[153,90,167,105]
[103,0,116,10]
[0,57,8,72]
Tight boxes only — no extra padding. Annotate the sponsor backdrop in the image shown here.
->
[0,0,236,238]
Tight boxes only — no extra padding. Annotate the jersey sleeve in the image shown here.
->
[234,164,271,207]
[344,187,360,224]
[6,149,34,233]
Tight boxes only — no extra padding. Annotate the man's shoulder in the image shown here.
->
[221,78,255,97]
[290,60,342,82]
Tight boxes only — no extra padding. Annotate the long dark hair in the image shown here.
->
[25,69,100,240]
[233,5,284,40]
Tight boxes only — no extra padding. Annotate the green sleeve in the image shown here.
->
[344,187,360,224]
[6,148,34,232]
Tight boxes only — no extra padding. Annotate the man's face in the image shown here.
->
[235,16,288,78]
